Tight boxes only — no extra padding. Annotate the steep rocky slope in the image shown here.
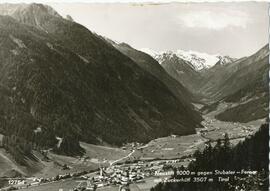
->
[0,3,202,158]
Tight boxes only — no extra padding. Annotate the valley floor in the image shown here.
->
[1,103,266,191]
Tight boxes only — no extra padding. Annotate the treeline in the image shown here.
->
[151,124,269,191]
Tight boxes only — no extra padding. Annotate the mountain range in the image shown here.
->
[0,3,202,158]
[141,48,236,71]
[141,45,269,123]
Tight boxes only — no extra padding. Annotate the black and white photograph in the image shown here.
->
[0,1,268,191]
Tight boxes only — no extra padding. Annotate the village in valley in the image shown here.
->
[1,142,190,191]
[0,112,262,191]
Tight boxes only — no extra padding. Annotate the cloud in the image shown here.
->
[179,10,250,30]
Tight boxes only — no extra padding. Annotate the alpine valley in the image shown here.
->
[140,46,268,123]
[0,3,268,191]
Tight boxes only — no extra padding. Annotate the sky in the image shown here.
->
[41,2,270,58]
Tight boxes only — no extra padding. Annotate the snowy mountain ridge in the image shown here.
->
[140,48,236,71]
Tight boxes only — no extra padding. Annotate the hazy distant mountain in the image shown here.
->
[141,48,236,71]
[0,3,202,157]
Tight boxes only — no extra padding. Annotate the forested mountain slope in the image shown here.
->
[0,3,202,158]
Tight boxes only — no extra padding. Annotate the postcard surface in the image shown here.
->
[0,1,268,191]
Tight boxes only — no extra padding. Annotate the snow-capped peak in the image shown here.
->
[175,50,220,70]
[140,48,235,71]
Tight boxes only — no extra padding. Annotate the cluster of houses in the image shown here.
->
[121,142,144,151]
[72,159,187,190]
[3,158,193,191]
[74,162,150,190]
[2,141,192,191]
